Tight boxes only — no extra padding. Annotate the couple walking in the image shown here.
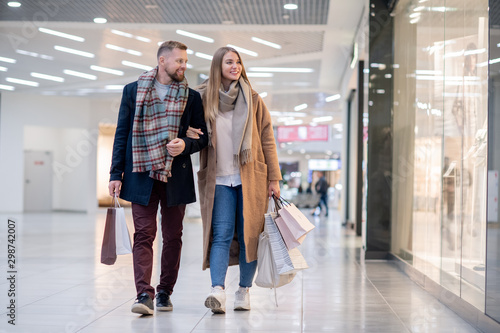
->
[108,40,281,315]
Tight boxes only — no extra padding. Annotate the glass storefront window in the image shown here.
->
[391,0,488,311]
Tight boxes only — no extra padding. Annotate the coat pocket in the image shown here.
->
[254,160,268,176]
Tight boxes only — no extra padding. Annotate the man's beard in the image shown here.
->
[167,68,184,82]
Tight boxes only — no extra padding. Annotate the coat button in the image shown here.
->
[182,163,186,168]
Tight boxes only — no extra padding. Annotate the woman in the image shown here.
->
[187,47,281,314]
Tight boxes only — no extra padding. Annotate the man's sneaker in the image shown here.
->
[131,292,154,315]
[234,287,250,311]
[205,286,226,314]
[156,290,173,311]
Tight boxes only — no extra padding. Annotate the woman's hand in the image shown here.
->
[186,126,204,139]
[268,180,280,198]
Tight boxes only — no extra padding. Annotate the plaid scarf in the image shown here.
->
[132,66,188,182]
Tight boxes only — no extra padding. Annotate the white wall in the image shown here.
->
[0,92,120,213]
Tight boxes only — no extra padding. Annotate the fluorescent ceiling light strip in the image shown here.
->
[195,52,213,60]
[0,66,7,71]
[0,84,15,91]
[285,120,303,126]
[0,56,16,63]
[294,103,307,111]
[464,48,486,56]
[251,37,281,49]
[325,94,341,102]
[15,50,54,60]
[176,30,214,43]
[122,60,153,71]
[186,64,193,69]
[111,29,133,38]
[6,77,39,87]
[269,111,307,117]
[54,45,95,58]
[259,92,268,98]
[90,65,124,76]
[105,44,142,56]
[246,73,273,78]
[39,28,84,42]
[31,72,65,82]
[284,4,298,10]
[105,85,125,90]
[16,49,37,57]
[248,67,313,73]
[63,69,97,80]
[135,36,151,43]
[227,44,258,57]
[312,116,334,122]
[7,2,21,7]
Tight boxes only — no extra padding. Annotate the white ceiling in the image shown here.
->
[0,0,366,128]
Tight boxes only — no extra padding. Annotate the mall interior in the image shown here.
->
[1,0,500,332]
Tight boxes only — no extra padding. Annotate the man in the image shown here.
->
[313,171,329,216]
[108,41,208,315]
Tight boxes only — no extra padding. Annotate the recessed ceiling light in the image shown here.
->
[54,45,95,58]
[121,60,153,71]
[38,28,85,42]
[94,17,107,24]
[176,30,214,43]
[251,37,282,49]
[0,56,16,64]
[227,44,258,57]
[105,44,142,56]
[0,84,15,91]
[31,72,65,82]
[284,4,298,10]
[6,77,39,87]
[90,65,124,76]
[195,52,213,60]
[7,2,21,7]
[248,67,313,73]
[63,69,97,80]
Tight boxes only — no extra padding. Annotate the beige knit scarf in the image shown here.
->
[218,78,253,166]
[197,77,253,166]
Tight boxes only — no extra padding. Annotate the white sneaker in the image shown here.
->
[234,287,250,311]
[205,286,226,314]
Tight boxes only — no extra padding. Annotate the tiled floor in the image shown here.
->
[0,208,480,332]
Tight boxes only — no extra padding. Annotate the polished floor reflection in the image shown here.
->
[0,209,479,332]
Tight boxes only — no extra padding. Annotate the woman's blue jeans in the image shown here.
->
[210,184,257,289]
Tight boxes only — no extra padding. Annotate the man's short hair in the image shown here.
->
[157,41,188,59]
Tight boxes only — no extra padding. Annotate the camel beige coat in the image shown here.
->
[198,89,282,270]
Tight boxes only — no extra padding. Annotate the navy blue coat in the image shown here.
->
[109,81,208,206]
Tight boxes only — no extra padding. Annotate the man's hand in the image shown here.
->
[108,180,122,197]
[167,138,186,157]
[268,180,280,198]
[186,126,204,139]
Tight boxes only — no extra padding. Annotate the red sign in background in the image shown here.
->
[277,125,329,142]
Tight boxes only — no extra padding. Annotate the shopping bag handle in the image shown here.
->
[272,194,291,207]
[112,193,121,208]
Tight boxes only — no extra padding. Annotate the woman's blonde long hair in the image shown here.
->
[203,47,251,123]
